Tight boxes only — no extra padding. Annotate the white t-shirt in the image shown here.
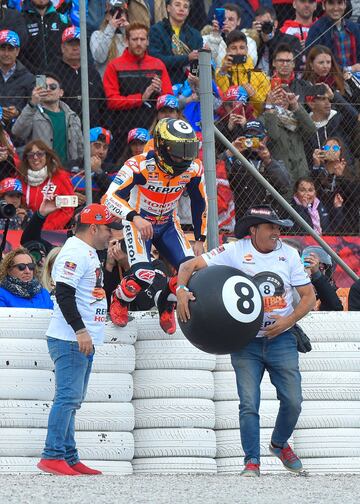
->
[46,236,107,345]
[202,238,310,337]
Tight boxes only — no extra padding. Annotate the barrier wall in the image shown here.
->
[0,309,359,474]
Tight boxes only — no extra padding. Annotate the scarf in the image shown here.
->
[272,70,295,86]
[27,166,48,186]
[294,195,322,234]
[0,275,42,299]
[315,74,336,89]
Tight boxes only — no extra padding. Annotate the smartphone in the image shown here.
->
[36,74,46,89]
[271,77,282,90]
[231,54,247,65]
[55,195,79,208]
[233,104,244,115]
[281,84,291,92]
[214,7,225,30]
[301,253,311,268]
[189,60,199,77]
[302,83,327,96]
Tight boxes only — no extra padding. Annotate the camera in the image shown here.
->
[189,60,199,77]
[0,202,16,219]
[109,0,127,16]
[261,21,274,34]
[231,54,247,65]
[238,137,260,150]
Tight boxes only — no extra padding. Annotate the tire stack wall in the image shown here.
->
[215,312,360,474]
[131,311,217,474]
[0,309,137,475]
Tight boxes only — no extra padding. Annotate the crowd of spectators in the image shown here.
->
[0,0,359,306]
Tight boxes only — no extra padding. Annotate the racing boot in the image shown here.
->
[110,277,142,327]
[159,301,177,335]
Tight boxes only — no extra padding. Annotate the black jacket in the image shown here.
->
[20,2,70,74]
[349,279,360,310]
[0,60,35,112]
[311,271,343,311]
[47,58,105,127]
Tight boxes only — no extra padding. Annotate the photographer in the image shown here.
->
[0,177,32,230]
[90,0,129,78]
[252,6,302,74]
[224,119,291,221]
[216,30,270,116]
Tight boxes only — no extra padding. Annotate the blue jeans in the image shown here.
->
[230,330,302,464]
[42,337,94,464]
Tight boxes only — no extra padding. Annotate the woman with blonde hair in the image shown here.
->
[41,247,61,296]
[18,140,76,230]
[0,247,53,308]
[90,1,129,78]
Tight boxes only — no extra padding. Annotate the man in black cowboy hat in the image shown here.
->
[176,204,315,477]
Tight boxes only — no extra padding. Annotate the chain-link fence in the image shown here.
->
[1,1,360,241]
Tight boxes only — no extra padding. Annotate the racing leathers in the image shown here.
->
[103,150,207,309]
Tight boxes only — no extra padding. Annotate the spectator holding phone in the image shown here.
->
[17,140,76,230]
[149,0,203,84]
[290,176,343,234]
[0,109,18,179]
[0,177,32,230]
[216,30,270,116]
[262,85,316,195]
[12,73,83,165]
[271,43,308,101]
[224,119,291,221]
[90,0,129,78]
[306,0,360,71]
[202,3,258,68]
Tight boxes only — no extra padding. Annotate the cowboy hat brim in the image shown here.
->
[234,215,294,239]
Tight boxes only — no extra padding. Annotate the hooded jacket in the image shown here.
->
[12,100,83,162]
[20,1,70,74]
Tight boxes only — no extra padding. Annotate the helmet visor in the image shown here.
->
[165,140,199,161]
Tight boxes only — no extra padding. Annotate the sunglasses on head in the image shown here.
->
[26,151,46,160]
[322,145,341,152]
[12,262,36,272]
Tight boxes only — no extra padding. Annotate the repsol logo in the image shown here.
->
[105,200,123,216]
[125,226,136,263]
[147,185,183,193]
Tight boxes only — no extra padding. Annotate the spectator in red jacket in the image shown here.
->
[103,22,173,160]
[18,139,75,230]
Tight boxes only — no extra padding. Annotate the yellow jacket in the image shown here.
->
[216,56,270,116]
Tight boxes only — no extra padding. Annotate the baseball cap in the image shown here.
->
[108,0,128,8]
[79,204,114,225]
[0,30,20,48]
[62,26,80,44]
[223,85,249,104]
[127,128,150,144]
[0,177,23,196]
[90,127,112,145]
[244,120,267,138]
[302,246,332,266]
[156,94,179,111]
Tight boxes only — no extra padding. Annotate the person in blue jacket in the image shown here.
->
[0,246,53,308]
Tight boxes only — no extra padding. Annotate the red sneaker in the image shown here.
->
[109,294,129,327]
[159,303,176,335]
[37,459,81,476]
[71,462,102,475]
[240,459,260,477]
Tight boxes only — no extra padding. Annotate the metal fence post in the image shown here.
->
[79,0,92,204]
[199,48,219,250]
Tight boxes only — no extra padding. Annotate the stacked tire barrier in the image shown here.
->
[0,308,137,475]
[131,311,218,474]
[215,312,360,474]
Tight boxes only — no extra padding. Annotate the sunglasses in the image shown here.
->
[322,145,341,152]
[12,262,36,271]
[26,151,46,160]
[46,83,59,91]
